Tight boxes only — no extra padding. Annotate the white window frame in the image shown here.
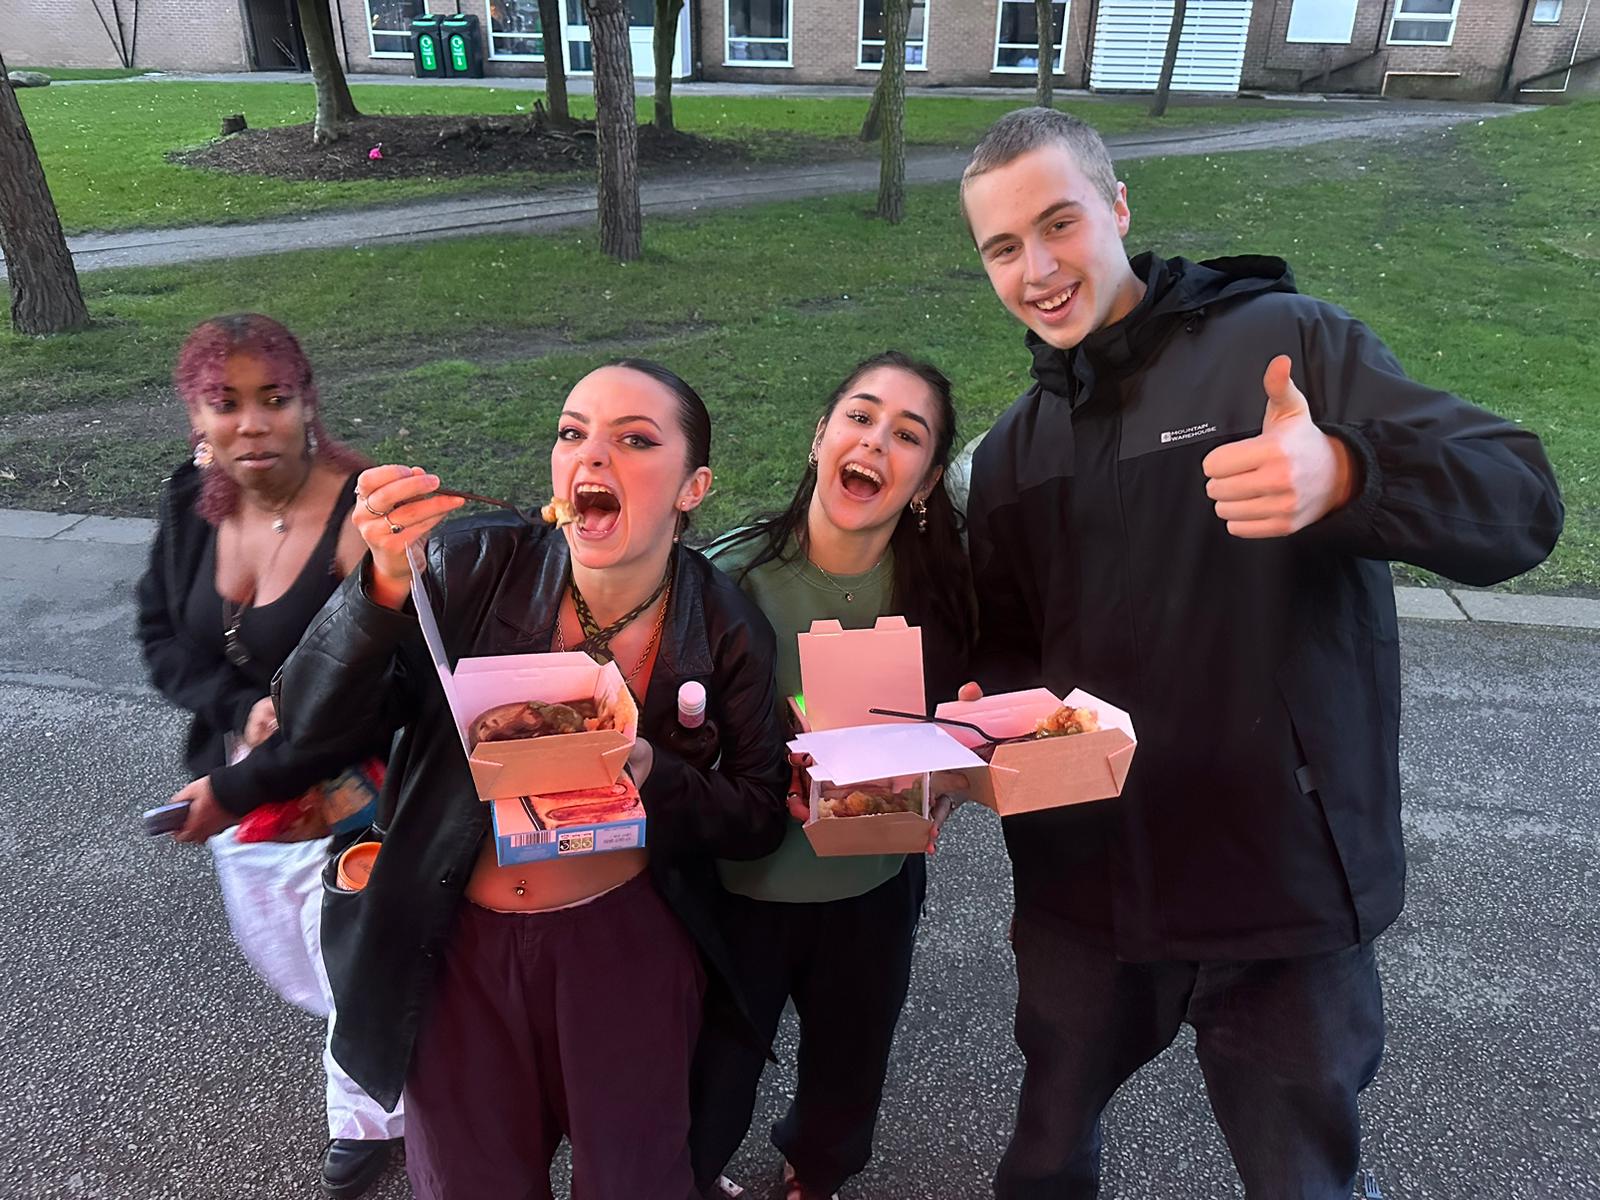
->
[857,0,930,71]
[993,0,1069,74]
[366,0,423,58]
[1387,0,1460,47]
[724,0,793,67]
[483,0,547,60]
[1285,0,1359,44]
[1532,0,1563,23]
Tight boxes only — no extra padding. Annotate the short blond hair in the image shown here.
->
[960,107,1120,228]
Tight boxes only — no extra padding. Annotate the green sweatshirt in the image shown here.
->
[707,531,906,904]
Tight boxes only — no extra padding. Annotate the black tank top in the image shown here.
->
[183,474,359,694]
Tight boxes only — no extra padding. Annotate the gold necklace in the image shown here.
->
[807,553,885,604]
[556,581,671,690]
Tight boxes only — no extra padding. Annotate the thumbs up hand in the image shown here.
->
[1200,356,1357,539]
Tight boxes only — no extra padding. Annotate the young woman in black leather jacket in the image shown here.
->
[276,359,790,1200]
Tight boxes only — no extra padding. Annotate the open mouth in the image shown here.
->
[572,481,622,539]
[839,461,884,501]
[1030,283,1080,320]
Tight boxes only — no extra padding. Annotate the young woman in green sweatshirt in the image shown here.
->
[692,351,975,1200]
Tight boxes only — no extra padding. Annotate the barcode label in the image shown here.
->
[509,830,555,848]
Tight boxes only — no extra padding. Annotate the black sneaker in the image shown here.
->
[321,1137,400,1199]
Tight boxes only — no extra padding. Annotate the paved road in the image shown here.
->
[0,105,1518,279]
[2,520,1595,1200]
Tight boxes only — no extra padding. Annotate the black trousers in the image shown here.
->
[995,905,1386,1200]
[690,856,925,1197]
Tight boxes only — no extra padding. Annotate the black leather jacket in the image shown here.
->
[275,514,791,1109]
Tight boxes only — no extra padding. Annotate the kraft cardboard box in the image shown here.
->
[788,617,987,856]
[408,549,638,802]
[490,778,648,865]
[934,687,1136,816]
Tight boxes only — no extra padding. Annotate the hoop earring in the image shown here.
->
[306,425,320,456]
[193,439,215,469]
[807,445,819,471]
[912,497,928,534]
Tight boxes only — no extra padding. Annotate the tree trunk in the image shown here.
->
[0,54,90,335]
[1150,0,1188,118]
[1035,0,1055,107]
[875,0,908,224]
[297,0,362,145]
[537,0,571,124]
[653,0,686,129]
[585,0,643,261]
[859,84,883,143]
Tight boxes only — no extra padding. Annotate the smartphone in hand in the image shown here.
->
[142,800,191,837]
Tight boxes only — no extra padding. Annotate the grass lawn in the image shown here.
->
[0,102,1593,594]
[16,81,1311,234]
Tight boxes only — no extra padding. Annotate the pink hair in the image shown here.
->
[174,313,367,525]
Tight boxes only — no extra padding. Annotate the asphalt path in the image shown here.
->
[1,525,1595,1199]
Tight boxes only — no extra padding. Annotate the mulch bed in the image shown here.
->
[170,110,755,182]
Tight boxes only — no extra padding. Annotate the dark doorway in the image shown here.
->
[244,0,311,70]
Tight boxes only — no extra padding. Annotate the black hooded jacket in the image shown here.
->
[966,252,1563,961]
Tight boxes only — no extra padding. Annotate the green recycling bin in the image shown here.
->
[411,14,445,78]
[441,12,486,78]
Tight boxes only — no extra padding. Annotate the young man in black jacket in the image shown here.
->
[958,108,1564,1199]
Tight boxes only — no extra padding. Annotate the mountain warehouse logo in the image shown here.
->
[1159,422,1218,445]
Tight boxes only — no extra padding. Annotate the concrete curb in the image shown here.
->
[3,507,1593,631]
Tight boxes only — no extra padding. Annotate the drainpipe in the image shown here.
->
[1500,0,1537,99]
[333,0,352,70]
[1082,0,1099,90]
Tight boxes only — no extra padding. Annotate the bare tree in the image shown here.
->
[537,0,571,124]
[858,0,911,142]
[0,52,89,335]
[584,0,643,260]
[875,0,908,224]
[1035,0,1056,107]
[1149,0,1188,118]
[652,0,686,129]
[296,0,362,144]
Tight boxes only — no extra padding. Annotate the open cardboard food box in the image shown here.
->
[787,617,987,856]
[409,549,646,863]
[934,687,1136,816]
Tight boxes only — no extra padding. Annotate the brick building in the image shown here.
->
[10,0,1598,101]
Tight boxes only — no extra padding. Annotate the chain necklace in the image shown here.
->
[807,552,885,604]
[556,574,672,689]
[247,459,314,535]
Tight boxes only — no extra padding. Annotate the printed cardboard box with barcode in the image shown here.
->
[491,778,648,865]
[787,617,987,856]
[408,549,644,860]
[933,687,1136,816]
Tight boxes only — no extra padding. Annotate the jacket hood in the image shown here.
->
[1027,252,1299,396]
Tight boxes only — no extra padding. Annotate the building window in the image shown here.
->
[1532,0,1563,21]
[1286,0,1359,44]
[367,0,424,55]
[994,0,1068,73]
[859,0,928,69]
[1387,0,1459,46]
[487,0,544,59]
[726,0,792,65]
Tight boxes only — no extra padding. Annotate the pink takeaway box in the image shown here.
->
[407,549,639,803]
[933,687,1136,816]
[787,617,988,857]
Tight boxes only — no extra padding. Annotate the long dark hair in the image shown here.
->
[719,351,975,678]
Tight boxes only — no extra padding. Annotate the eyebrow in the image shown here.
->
[849,391,932,433]
[559,410,663,431]
[976,200,1084,256]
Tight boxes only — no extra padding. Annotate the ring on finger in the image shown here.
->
[388,520,404,535]
[362,495,389,519]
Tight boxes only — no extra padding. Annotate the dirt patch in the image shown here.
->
[171,112,762,183]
